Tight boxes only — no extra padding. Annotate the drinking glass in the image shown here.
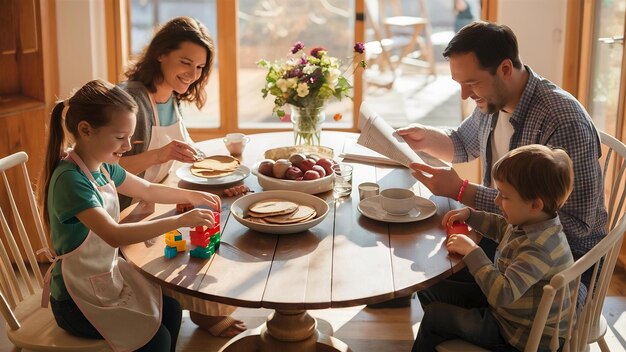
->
[332,163,353,198]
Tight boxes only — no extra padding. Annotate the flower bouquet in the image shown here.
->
[258,41,366,145]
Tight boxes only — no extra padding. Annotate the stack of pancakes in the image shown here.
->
[245,199,317,224]
[191,155,240,178]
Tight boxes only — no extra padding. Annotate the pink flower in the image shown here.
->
[291,41,304,54]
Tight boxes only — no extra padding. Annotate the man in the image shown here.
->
[396,21,607,306]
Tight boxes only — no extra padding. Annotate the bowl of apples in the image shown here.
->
[252,152,335,194]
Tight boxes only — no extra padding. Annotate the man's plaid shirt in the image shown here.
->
[447,66,607,257]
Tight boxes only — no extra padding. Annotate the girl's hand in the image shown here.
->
[187,191,221,211]
[446,234,479,256]
[441,208,471,228]
[157,140,198,164]
[179,209,215,228]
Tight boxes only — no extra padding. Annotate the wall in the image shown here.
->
[498,0,567,86]
[56,0,108,98]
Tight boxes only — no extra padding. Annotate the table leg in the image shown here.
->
[218,309,351,352]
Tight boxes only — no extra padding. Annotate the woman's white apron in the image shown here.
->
[41,151,162,352]
[142,93,187,183]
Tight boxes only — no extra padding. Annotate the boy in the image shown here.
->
[413,144,575,351]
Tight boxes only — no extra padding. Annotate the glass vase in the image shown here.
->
[290,105,325,146]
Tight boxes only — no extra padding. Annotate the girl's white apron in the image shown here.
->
[42,151,162,352]
[142,93,187,183]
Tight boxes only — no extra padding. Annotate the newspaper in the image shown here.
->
[356,102,447,168]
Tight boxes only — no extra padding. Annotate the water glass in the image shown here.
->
[332,163,353,198]
[358,182,380,201]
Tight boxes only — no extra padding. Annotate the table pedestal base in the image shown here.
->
[218,309,350,352]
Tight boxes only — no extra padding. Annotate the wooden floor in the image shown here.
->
[2,265,626,352]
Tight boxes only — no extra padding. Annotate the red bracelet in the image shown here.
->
[456,179,469,202]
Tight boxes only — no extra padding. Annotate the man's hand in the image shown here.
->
[409,163,464,199]
[396,124,430,151]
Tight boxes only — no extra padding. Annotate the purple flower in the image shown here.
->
[354,42,365,54]
[300,57,308,65]
[291,41,304,54]
[310,47,327,58]
[286,68,303,78]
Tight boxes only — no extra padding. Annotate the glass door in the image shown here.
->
[585,0,625,137]
[236,0,356,130]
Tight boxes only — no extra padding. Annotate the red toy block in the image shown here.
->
[447,222,470,236]
[190,233,211,247]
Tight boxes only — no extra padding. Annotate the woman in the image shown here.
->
[118,16,246,338]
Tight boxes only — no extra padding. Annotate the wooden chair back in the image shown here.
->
[0,151,110,351]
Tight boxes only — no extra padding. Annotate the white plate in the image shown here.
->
[358,195,437,223]
[230,190,329,234]
[176,164,251,186]
[252,162,333,194]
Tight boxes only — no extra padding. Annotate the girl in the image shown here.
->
[41,79,220,352]
[118,16,246,337]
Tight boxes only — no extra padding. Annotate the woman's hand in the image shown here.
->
[156,140,198,164]
[187,191,221,211]
[178,208,215,228]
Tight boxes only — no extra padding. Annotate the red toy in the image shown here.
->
[446,222,470,236]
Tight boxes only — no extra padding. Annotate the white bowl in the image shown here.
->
[230,190,330,235]
[252,162,333,194]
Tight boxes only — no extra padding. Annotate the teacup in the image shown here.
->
[223,133,250,156]
[380,188,415,215]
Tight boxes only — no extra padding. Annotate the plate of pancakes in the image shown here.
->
[230,190,330,234]
[176,155,250,185]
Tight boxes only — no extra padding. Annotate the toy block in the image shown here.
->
[446,222,470,236]
[176,203,194,214]
[174,241,186,252]
[210,233,221,245]
[189,245,215,259]
[190,234,211,248]
[213,211,220,224]
[164,246,178,259]
[208,225,220,235]
[174,234,183,241]
[165,229,181,237]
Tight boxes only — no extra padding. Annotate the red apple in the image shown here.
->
[315,158,334,176]
[303,170,321,180]
[311,165,326,178]
[258,159,275,177]
[300,158,316,172]
[284,166,303,180]
[272,159,292,179]
[288,153,307,167]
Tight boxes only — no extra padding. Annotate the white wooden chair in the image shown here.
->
[0,151,110,351]
[436,131,626,352]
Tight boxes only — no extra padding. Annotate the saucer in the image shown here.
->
[357,195,437,223]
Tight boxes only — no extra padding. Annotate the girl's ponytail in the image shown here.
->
[41,101,67,225]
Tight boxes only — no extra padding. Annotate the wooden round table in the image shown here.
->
[120,131,463,352]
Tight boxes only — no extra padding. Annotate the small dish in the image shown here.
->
[252,162,333,194]
[357,195,437,223]
[231,190,330,235]
[176,164,250,186]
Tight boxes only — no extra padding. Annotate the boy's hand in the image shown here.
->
[187,191,221,211]
[179,209,215,228]
[446,234,479,256]
[442,208,471,228]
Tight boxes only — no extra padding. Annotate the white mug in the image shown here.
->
[223,133,250,156]
[380,188,415,215]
